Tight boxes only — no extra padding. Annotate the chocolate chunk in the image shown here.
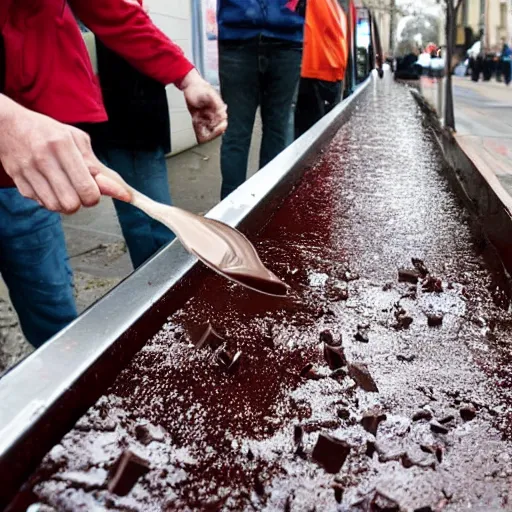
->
[300,363,325,380]
[435,447,443,463]
[337,408,350,420]
[333,483,344,503]
[360,407,387,435]
[216,349,242,373]
[422,276,443,293]
[438,414,455,425]
[397,354,416,362]
[247,449,254,461]
[394,314,413,330]
[348,362,379,392]
[412,409,433,422]
[312,433,351,473]
[354,324,369,343]
[419,444,443,463]
[193,322,224,350]
[293,425,304,445]
[254,474,265,496]
[366,440,376,458]
[319,329,342,346]
[401,452,415,468]
[108,450,150,496]
[460,404,476,421]
[382,283,393,291]
[398,268,421,284]
[430,421,449,434]
[135,424,152,446]
[371,491,400,511]
[412,258,429,277]
[414,507,434,512]
[324,343,347,370]
[330,367,348,383]
[427,313,443,327]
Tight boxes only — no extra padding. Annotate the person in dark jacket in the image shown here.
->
[92,38,175,268]
[217,0,305,199]
[501,41,511,86]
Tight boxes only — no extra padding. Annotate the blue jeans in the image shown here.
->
[219,38,302,199]
[0,189,77,348]
[97,146,175,269]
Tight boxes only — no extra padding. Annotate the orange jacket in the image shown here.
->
[301,0,348,82]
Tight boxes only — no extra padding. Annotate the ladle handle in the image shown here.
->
[98,165,179,233]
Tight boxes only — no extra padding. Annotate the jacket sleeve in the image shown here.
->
[69,0,195,86]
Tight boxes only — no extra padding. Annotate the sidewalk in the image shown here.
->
[452,77,512,211]
[0,119,262,373]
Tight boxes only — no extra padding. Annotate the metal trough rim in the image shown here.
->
[0,76,372,508]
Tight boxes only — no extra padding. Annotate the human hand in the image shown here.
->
[0,96,131,213]
[179,69,228,143]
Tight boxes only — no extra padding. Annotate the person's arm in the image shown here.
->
[69,0,194,87]
[70,0,227,142]
[0,95,130,213]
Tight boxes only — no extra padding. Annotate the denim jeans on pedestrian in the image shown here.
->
[0,189,77,348]
[97,146,175,269]
[219,38,302,199]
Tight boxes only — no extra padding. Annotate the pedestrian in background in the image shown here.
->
[501,40,511,86]
[294,0,348,138]
[217,0,305,200]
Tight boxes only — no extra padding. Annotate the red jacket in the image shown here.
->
[0,0,194,188]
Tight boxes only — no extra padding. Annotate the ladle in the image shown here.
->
[100,167,288,296]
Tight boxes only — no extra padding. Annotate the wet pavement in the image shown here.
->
[12,77,512,511]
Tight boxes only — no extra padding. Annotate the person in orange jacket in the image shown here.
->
[294,0,348,138]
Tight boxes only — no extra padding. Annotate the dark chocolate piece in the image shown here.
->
[293,425,304,445]
[354,324,369,343]
[414,507,434,512]
[412,409,433,421]
[193,322,224,350]
[108,450,150,496]
[217,349,242,373]
[422,276,443,293]
[427,313,443,327]
[371,491,400,511]
[365,440,376,458]
[430,420,449,434]
[333,483,344,503]
[299,363,325,380]
[348,362,379,392]
[400,452,415,469]
[398,268,421,284]
[324,342,347,370]
[460,404,477,421]
[397,353,416,362]
[438,414,455,425]
[360,407,387,435]
[382,282,393,291]
[337,408,350,420]
[312,433,351,473]
[411,258,429,277]
[330,368,348,383]
[254,474,265,496]
[320,329,343,347]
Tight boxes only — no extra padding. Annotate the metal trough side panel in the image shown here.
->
[0,77,372,507]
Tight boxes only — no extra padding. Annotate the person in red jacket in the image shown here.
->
[0,0,227,348]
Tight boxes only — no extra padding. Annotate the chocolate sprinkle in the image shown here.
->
[108,450,150,496]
